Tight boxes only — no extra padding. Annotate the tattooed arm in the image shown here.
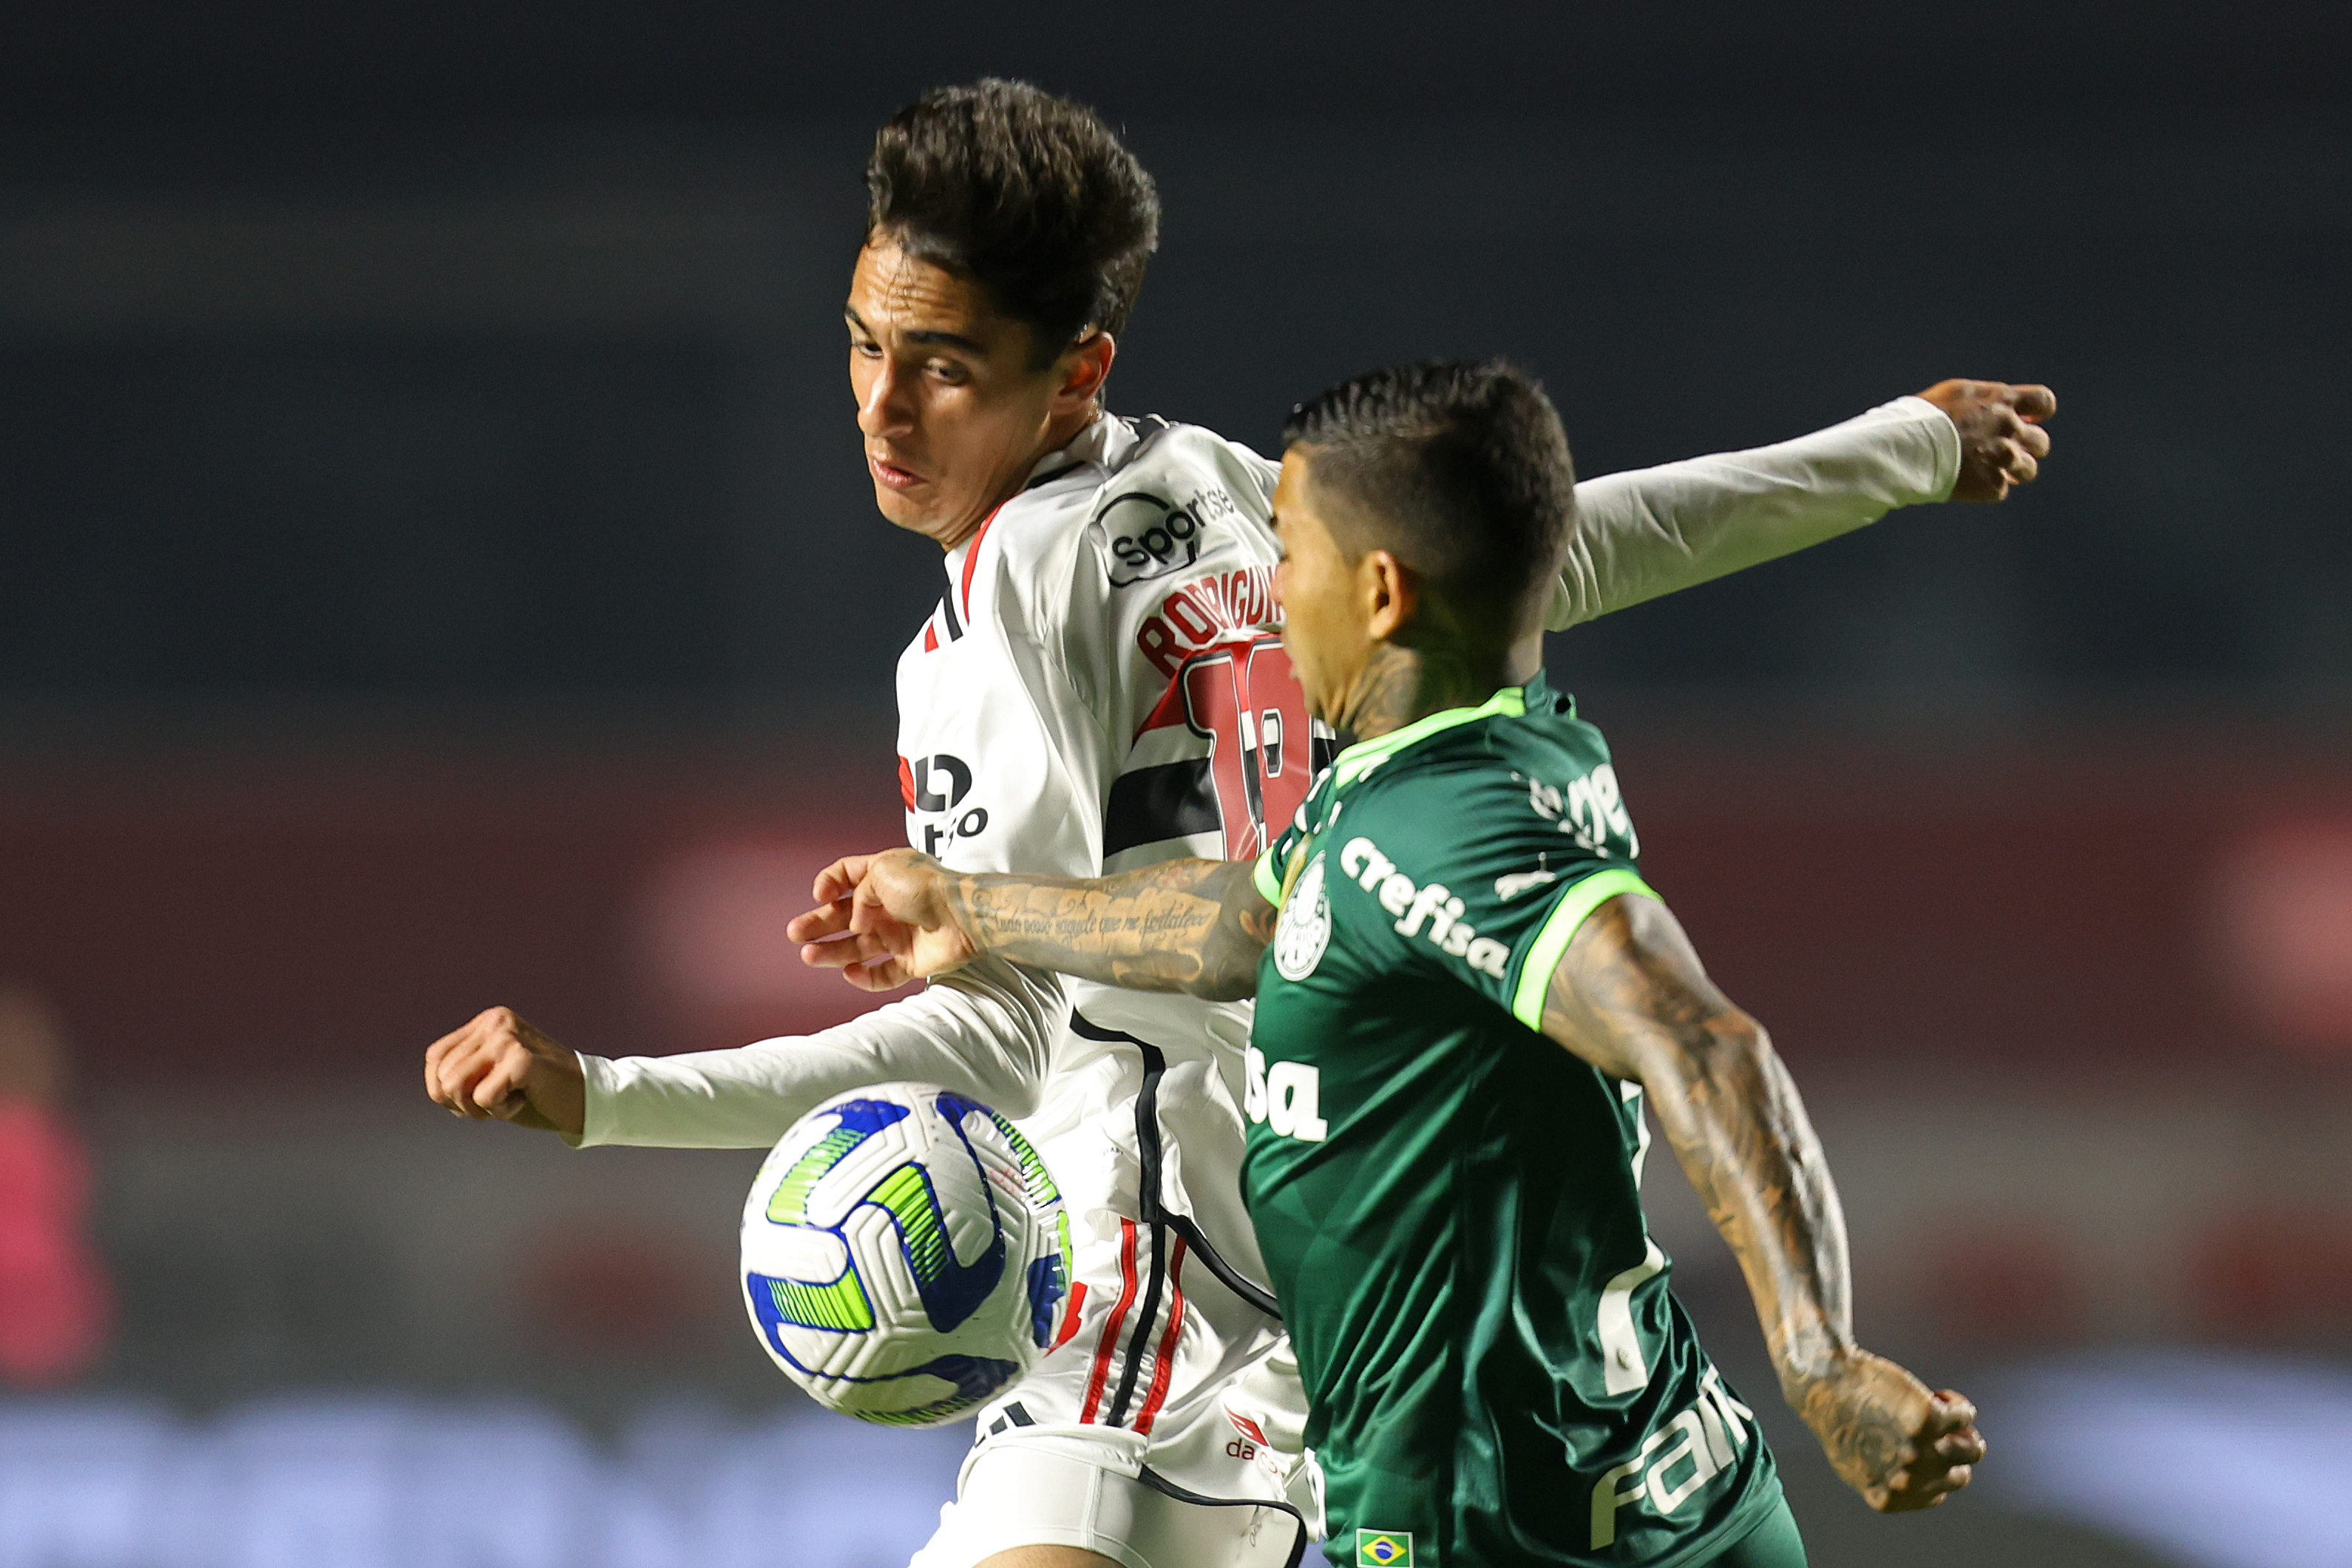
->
[789,848,1278,1002]
[1541,891,1985,1513]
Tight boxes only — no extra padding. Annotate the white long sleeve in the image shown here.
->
[1551,395,1960,631]
[572,957,1065,1150]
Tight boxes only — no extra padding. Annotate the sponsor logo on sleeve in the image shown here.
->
[1101,492,1212,586]
[1494,866,1558,899]
[1519,763,1638,858]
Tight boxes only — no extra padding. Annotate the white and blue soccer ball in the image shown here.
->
[741,1082,1073,1426]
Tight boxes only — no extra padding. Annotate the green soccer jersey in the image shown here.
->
[1244,675,1782,1568]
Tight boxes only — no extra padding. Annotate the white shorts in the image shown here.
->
[908,1403,1306,1568]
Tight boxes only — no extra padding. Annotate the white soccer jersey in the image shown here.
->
[887,415,1289,1454]
[573,396,1958,1548]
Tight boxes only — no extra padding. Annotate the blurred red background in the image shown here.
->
[6,722,2347,1090]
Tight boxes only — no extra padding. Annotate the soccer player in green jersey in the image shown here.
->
[800,361,1986,1568]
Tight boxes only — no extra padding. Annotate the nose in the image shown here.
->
[857,357,915,440]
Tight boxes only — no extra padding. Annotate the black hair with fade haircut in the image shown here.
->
[1281,359,1577,639]
[866,79,1161,367]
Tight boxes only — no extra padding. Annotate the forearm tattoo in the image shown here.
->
[1543,901,1856,1397]
[945,858,1277,1000]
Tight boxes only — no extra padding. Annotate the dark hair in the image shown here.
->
[1281,360,1577,638]
[866,80,1160,366]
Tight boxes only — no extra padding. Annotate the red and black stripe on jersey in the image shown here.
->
[918,462,1089,655]
[1064,1012,1282,1434]
[1104,634,1336,864]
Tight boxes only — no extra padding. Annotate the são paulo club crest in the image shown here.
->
[1272,853,1332,981]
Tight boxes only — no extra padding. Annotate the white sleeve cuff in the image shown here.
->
[1888,393,1964,502]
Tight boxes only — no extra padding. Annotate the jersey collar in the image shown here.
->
[943,414,1133,589]
[1328,673,1551,790]
[1028,410,1135,485]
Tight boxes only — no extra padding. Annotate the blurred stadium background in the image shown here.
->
[2,4,2349,1564]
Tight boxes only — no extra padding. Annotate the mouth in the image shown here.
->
[869,452,926,492]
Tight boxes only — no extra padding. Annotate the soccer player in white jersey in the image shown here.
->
[424,81,2052,1568]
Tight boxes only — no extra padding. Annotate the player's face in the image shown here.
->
[1271,450,1380,723]
[846,240,1094,551]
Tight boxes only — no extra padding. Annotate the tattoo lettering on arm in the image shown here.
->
[1540,895,1982,1513]
[947,857,1276,1001]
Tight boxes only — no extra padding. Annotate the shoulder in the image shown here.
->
[975,418,1276,605]
[1307,723,1640,988]
[1340,741,1545,862]
[1102,416,1280,502]
[1084,417,1278,591]
[961,416,1291,741]
[956,460,1103,656]
[1341,711,1637,889]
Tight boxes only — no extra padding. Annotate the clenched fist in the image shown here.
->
[1914,379,2056,503]
[424,1006,586,1138]
[1794,1349,1985,1513]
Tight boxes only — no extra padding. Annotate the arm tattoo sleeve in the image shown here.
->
[945,858,1277,1001]
[1542,898,1858,1400]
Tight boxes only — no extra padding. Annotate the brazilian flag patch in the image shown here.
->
[1356,1530,1414,1567]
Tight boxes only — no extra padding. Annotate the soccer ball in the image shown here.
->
[741,1082,1072,1425]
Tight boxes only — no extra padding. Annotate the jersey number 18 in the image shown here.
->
[1177,635,1329,861]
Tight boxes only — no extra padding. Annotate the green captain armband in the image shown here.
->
[1510,868,1661,1029]
[1253,845,1284,906]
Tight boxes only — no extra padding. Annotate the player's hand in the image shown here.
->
[1914,379,2055,502]
[1793,1350,1984,1512]
[788,849,977,991]
[788,852,918,990]
[423,1006,586,1138]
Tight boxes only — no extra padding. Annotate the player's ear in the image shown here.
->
[1052,329,1115,409]
[1364,549,1414,639]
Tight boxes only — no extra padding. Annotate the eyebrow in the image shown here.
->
[843,307,988,356]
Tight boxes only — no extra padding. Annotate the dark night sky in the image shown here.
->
[6,2,2344,126]
[1,2,2345,721]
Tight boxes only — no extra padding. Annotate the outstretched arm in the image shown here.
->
[1554,380,2055,629]
[790,848,1278,1002]
[423,954,1065,1147]
[1539,890,1985,1513]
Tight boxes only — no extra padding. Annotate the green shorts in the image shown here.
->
[1696,1496,1807,1568]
